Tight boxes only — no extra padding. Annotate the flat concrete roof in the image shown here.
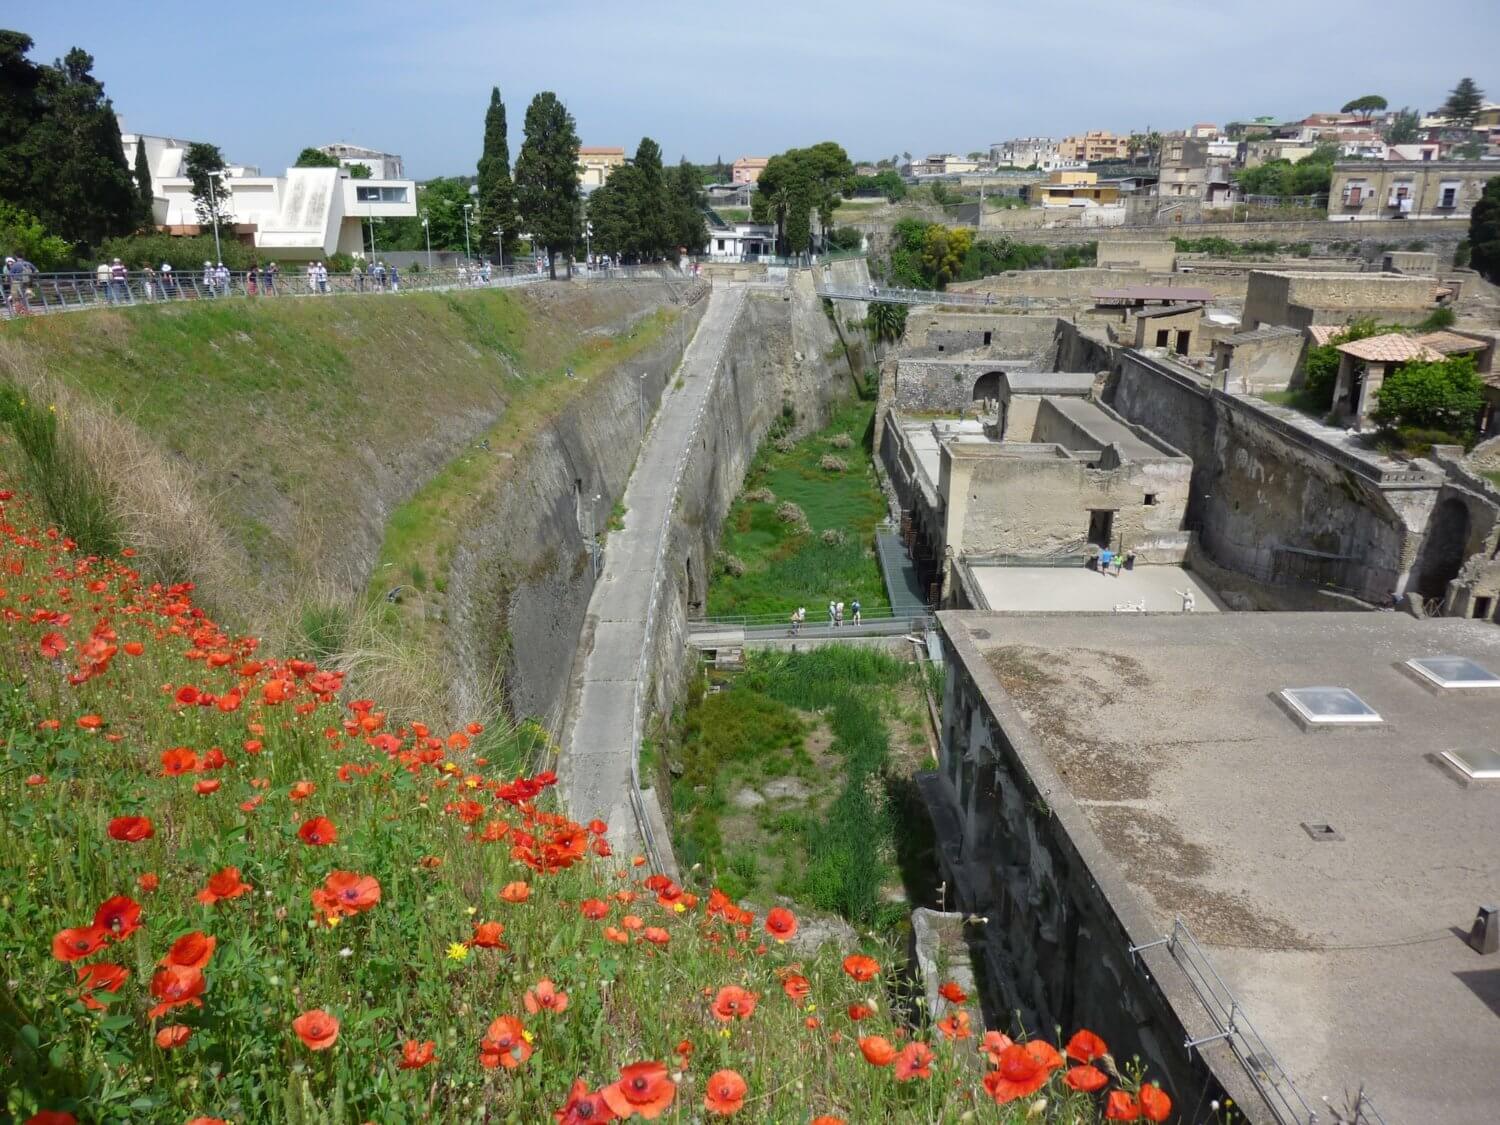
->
[1006,372,1096,394]
[940,611,1500,1123]
[1045,396,1165,461]
[968,564,1221,612]
[901,418,989,493]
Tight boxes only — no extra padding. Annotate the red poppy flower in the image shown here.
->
[1139,1084,1172,1123]
[1066,1028,1109,1064]
[471,920,506,948]
[93,895,143,940]
[847,1002,875,1021]
[310,870,380,921]
[76,714,104,731]
[107,815,154,842]
[936,1010,972,1040]
[938,980,969,1004]
[643,926,670,946]
[297,816,337,846]
[52,925,111,962]
[580,897,610,920]
[499,880,530,903]
[162,930,217,970]
[602,1060,675,1120]
[138,872,160,893]
[524,978,569,1014]
[479,1015,532,1069]
[984,1040,1064,1104]
[810,1119,846,1125]
[895,1041,934,1082]
[1106,1091,1141,1120]
[288,779,315,800]
[194,778,221,796]
[161,747,199,776]
[147,964,205,1019]
[292,1008,340,1051]
[155,1024,192,1049]
[603,926,629,944]
[842,954,879,982]
[76,962,130,1010]
[704,1068,747,1116]
[195,867,251,905]
[980,1030,1015,1065]
[555,1078,615,1124]
[859,1035,898,1066]
[39,631,68,658]
[710,985,756,1021]
[25,1113,78,1125]
[781,974,811,1001]
[398,1039,436,1069]
[1066,1064,1110,1092]
[124,641,145,656]
[764,907,798,942]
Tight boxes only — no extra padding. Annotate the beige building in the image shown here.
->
[1028,170,1120,206]
[577,146,626,188]
[1241,270,1440,331]
[1330,160,1500,221]
[1059,131,1128,162]
[731,156,768,184]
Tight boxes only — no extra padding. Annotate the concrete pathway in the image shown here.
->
[564,283,747,856]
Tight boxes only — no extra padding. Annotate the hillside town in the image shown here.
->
[2,10,1499,1125]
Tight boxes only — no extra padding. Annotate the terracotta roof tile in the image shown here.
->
[1306,325,1345,346]
[1335,333,1445,363]
[1415,331,1488,355]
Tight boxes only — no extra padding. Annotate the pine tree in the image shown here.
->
[477,87,519,263]
[515,92,581,279]
[667,159,708,255]
[632,137,669,260]
[133,139,154,228]
[1440,78,1485,128]
[1470,178,1500,285]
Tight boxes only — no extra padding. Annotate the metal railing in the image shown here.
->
[815,282,1005,308]
[1131,917,1386,1124]
[626,284,750,873]
[687,605,934,632]
[1,262,688,321]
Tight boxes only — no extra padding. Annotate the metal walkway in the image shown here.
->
[876,529,931,615]
[815,282,1003,308]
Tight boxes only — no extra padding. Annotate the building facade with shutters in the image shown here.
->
[1329,160,1500,221]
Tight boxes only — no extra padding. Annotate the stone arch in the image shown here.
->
[1416,497,1471,601]
[972,370,1004,402]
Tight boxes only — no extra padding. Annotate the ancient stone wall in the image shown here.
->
[1240,270,1437,329]
[1096,240,1177,270]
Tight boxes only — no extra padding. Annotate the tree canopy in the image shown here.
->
[1235,145,1337,197]
[515,91,581,277]
[751,142,853,256]
[1470,177,1500,284]
[132,139,154,228]
[294,147,340,168]
[1373,354,1484,438]
[1384,108,1421,144]
[0,32,137,254]
[476,86,520,262]
[585,145,707,262]
[1438,78,1485,127]
[1340,95,1388,113]
[0,201,73,270]
[184,142,232,232]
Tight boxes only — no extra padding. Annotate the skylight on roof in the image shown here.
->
[1280,687,1382,725]
[1405,656,1500,690]
[1441,748,1500,780]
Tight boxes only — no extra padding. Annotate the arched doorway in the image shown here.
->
[972,371,1004,402]
[1415,497,1471,601]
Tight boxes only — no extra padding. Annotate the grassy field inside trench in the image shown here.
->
[707,399,890,620]
[663,647,941,932]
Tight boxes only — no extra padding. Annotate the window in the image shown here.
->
[355,186,408,204]
[716,239,725,250]
[1439,183,1460,209]
[1155,329,1170,347]
[1144,493,1158,506]
[982,331,992,346]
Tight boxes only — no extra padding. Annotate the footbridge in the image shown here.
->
[815,281,1003,308]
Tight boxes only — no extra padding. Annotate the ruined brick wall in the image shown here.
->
[1242,270,1436,329]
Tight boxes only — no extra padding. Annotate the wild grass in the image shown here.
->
[708,400,890,618]
[0,482,1167,1124]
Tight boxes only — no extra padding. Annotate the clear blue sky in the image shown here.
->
[22,1,1500,179]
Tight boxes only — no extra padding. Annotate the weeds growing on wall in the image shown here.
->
[0,384,120,556]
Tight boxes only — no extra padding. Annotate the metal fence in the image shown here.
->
[1131,917,1386,1124]
[0,262,686,321]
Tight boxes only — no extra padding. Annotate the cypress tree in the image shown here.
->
[477,87,519,263]
[632,137,669,260]
[133,139,154,228]
[515,92,581,279]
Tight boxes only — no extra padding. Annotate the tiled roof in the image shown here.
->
[1415,331,1489,355]
[1335,334,1445,363]
[1306,325,1345,346]
[1223,325,1302,345]
[1134,303,1205,319]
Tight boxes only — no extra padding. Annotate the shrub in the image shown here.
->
[775,501,810,531]
[743,487,775,503]
[1372,354,1483,439]
[819,454,848,472]
[97,232,257,271]
[821,528,847,547]
[773,435,797,454]
[829,432,853,450]
[1416,306,1456,331]
[0,202,75,271]
[717,551,746,577]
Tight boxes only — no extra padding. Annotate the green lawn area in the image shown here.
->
[713,207,750,222]
[1258,388,1327,420]
[707,399,890,619]
[668,647,937,930]
[1483,470,1500,490]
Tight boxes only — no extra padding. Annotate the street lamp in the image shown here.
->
[585,221,593,269]
[638,372,647,438]
[207,170,226,264]
[421,209,432,270]
[462,204,474,264]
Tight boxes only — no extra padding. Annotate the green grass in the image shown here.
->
[1483,470,1500,490]
[708,400,890,618]
[1259,388,1327,419]
[670,648,918,928]
[713,207,750,222]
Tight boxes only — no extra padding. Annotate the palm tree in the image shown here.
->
[867,301,907,346]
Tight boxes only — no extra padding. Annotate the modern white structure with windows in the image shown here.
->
[118,120,417,258]
[707,221,777,261]
[315,143,405,179]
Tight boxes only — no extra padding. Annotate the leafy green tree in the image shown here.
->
[585,163,642,261]
[0,34,137,253]
[920,224,971,288]
[1439,78,1485,128]
[294,147,340,167]
[866,301,906,345]
[667,158,708,255]
[184,142,232,231]
[1340,95,1388,113]
[632,137,670,259]
[476,87,520,262]
[1301,319,1402,408]
[1384,108,1421,144]
[1470,178,1500,284]
[347,163,372,179]
[752,142,852,255]
[886,217,928,287]
[515,91,581,278]
[1373,354,1484,436]
[1236,146,1336,197]
[0,202,74,269]
[132,139,154,228]
[377,177,475,251]
[99,230,254,271]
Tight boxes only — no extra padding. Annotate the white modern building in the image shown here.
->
[315,142,405,180]
[707,221,777,261]
[990,137,1059,168]
[118,122,417,259]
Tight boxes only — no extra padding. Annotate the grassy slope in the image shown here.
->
[708,400,890,619]
[0,483,1155,1125]
[0,287,670,626]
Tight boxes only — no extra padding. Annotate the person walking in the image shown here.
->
[215,262,229,297]
[352,260,365,292]
[835,601,844,628]
[266,262,279,295]
[389,263,400,292]
[828,600,837,628]
[851,599,862,625]
[245,265,257,296]
[1174,588,1196,613]
[790,608,801,636]
[96,260,112,303]
[5,256,31,315]
[109,258,130,304]
[142,265,156,301]
[159,262,175,298]
[1098,547,1113,576]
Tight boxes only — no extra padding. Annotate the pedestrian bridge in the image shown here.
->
[814,282,1004,308]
